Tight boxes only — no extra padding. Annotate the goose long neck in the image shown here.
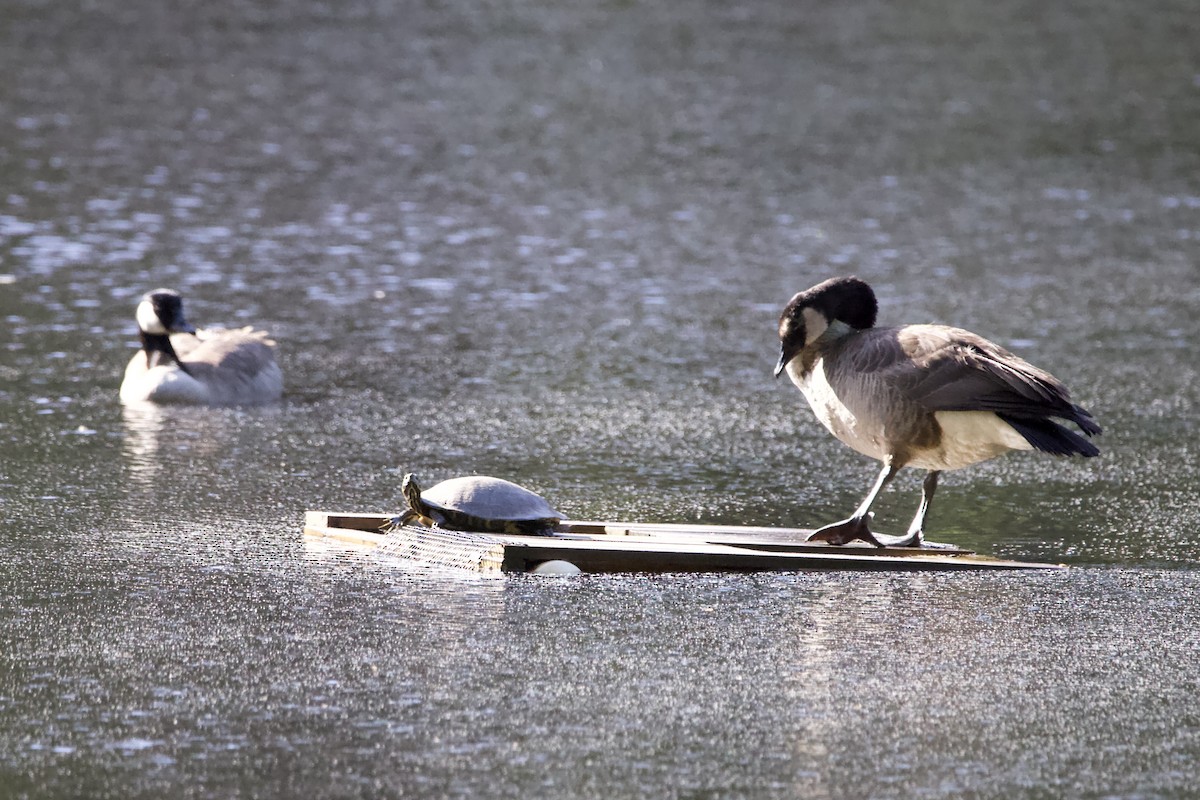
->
[140,331,192,376]
[789,319,858,380]
[816,318,857,346]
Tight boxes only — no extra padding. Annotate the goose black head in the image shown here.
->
[774,276,878,377]
[137,288,197,336]
[135,288,197,374]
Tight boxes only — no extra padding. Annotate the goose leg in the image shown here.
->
[893,470,940,547]
[807,463,898,547]
[888,470,959,549]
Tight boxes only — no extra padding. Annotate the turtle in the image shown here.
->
[393,473,565,536]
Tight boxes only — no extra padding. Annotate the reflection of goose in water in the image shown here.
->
[120,401,283,501]
[119,288,283,406]
[121,402,218,471]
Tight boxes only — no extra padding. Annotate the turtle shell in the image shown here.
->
[420,476,564,535]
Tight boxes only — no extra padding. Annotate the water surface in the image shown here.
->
[2,0,1199,797]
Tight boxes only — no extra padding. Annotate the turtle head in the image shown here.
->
[401,473,424,513]
[399,472,440,527]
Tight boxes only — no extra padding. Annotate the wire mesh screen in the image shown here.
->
[375,524,507,572]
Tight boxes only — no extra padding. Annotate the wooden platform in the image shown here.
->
[303,512,1063,574]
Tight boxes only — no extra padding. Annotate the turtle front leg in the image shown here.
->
[384,509,436,529]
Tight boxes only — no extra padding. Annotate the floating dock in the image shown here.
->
[303,512,1063,574]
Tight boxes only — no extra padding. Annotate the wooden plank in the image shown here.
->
[303,511,1063,573]
[303,510,390,546]
[559,520,977,557]
[498,528,1051,573]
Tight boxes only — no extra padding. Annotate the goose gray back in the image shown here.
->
[774,276,1100,548]
[120,288,284,406]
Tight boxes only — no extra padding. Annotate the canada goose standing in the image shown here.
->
[120,288,283,406]
[774,276,1100,547]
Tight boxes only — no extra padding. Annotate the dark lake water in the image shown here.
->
[2,0,1199,797]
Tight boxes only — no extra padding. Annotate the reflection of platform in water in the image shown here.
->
[303,512,1063,574]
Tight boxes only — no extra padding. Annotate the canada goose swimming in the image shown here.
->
[119,288,283,406]
[774,276,1100,548]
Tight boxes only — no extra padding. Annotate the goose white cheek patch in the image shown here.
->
[136,300,168,334]
[801,307,828,345]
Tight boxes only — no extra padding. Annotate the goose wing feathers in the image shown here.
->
[173,327,282,404]
[838,325,1100,433]
[177,327,275,366]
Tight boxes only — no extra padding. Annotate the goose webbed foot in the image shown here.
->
[874,529,924,548]
[807,515,927,548]
[807,514,885,547]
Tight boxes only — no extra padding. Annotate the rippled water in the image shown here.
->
[2,0,1199,797]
